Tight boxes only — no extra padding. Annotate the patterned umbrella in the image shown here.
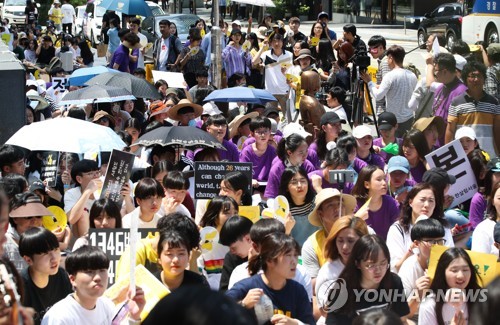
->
[85,72,161,99]
[59,85,136,105]
[135,126,226,150]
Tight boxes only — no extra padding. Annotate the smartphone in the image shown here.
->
[329,170,355,184]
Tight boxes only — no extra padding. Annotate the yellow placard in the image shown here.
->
[427,245,498,287]
[104,264,169,321]
[285,73,298,83]
[280,62,292,69]
[367,65,378,83]
[242,40,251,51]
[42,206,67,232]
[201,29,206,38]
[239,206,260,223]
[310,37,319,46]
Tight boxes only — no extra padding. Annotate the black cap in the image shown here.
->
[230,28,242,36]
[320,112,346,126]
[487,156,500,172]
[317,11,329,20]
[422,168,457,186]
[263,107,279,117]
[29,180,45,193]
[378,112,397,130]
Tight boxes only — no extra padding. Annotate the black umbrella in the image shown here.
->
[59,85,135,105]
[135,126,226,150]
[85,72,162,100]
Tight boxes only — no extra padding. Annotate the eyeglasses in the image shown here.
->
[290,178,307,186]
[254,129,270,135]
[421,239,447,246]
[364,262,390,272]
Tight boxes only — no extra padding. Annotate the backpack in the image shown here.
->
[45,56,62,75]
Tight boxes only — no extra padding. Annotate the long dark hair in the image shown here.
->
[337,235,393,315]
[200,195,238,228]
[278,166,315,207]
[309,22,328,39]
[399,129,430,162]
[78,40,94,65]
[247,232,298,276]
[247,32,260,51]
[316,39,336,71]
[398,182,445,232]
[486,182,500,221]
[222,171,252,206]
[430,247,481,325]
[351,165,383,199]
[277,134,307,163]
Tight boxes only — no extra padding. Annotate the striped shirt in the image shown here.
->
[221,44,252,80]
[448,92,500,157]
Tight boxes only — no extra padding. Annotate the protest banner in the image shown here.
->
[88,228,157,286]
[193,162,252,199]
[428,245,498,286]
[40,151,59,187]
[151,70,187,88]
[99,149,135,207]
[425,139,477,207]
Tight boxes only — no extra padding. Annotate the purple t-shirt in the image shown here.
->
[387,178,416,198]
[109,44,130,73]
[307,148,321,169]
[219,139,240,162]
[353,157,368,173]
[469,192,487,229]
[308,169,354,194]
[264,159,316,199]
[129,47,139,73]
[239,144,276,182]
[242,135,283,150]
[372,137,403,164]
[357,152,386,170]
[409,161,427,183]
[355,195,400,240]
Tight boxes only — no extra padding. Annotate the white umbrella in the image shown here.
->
[6,117,127,153]
[231,0,275,7]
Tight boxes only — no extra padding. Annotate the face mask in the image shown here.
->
[188,119,197,127]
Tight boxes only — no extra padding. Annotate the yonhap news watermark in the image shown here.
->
[318,279,489,312]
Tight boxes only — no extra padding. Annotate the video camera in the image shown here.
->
[349,47,371,71]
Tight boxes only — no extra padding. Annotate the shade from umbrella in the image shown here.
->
[203,87,277,104]
[6,117,127,153]
[99,0,153,16]
[231,0,275,6]
[85,72,161,100]
[59,85,136,105]
[135,126,226,150]
[68,66,119,86]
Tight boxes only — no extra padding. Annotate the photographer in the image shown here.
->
[361,45,417,137]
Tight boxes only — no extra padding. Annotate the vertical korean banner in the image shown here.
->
[99,149,135,207]
[425,139,478,207]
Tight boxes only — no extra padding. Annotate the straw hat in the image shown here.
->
[9,195,53,218]
[308,188,356,227]
[167,99,203,121]
[412,116,446,138]
[228,112,259,139]
[92,110,116,128]
[26,90,49,111]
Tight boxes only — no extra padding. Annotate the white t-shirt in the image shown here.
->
[158,202,191,218]
[471,218,499,256]
[418,294,469,325]
[315,259,344,308]
[387,221,454,272]
[61,3,76,24]
[64,187,94,215]
[42,294,115,325]
[137,32,148,69]
[398,254,425,296]
[301,235,320,278]
[122,206,162,229]
[228,261,313,302]
[260,49,292,95]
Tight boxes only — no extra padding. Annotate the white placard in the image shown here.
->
[425,139,478,208]
[151,70,187,89]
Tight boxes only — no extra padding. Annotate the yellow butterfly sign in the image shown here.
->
[200,226,220,253]
[239,206,261,223]
[427,245,498,287]
[273,195,289,224]
[42,206,67,231]
[285,73,299,83]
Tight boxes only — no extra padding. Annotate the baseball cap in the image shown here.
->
[231,20,242,27]
[422,167,456,186]
[487,156,500,172]
[320,112,345,126]
[454,54,467,71]
[454,126,476,141]
[317,11,329,20]
[230,28,242,36]
[352,125,372,139]
[487,43,500,56]
[387,156,410,174]
[282,123,311,139]
[29,180,45,193]
[377,112,397,130]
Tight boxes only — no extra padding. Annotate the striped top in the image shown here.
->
[448,92,499,157]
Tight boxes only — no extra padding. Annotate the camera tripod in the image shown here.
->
[350,66,380,138]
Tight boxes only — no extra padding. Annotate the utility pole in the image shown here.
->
[211,0,222,89]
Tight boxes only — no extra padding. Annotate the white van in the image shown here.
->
[1,0,28,26]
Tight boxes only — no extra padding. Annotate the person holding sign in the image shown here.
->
[42,246,145,325]
[308,22,328,60]
[471,182,500,256]
[122,178,165,229]
[155,230,209,292]
[418,247,481,325]
[226,232,315,325]
[351,166,399,240]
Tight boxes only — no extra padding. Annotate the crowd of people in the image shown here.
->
[0,1,500,324]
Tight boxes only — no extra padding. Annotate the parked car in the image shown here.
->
[141,13,201,45]
[417,2,464,50]
[1,0,38,26]
[80,0,165,46]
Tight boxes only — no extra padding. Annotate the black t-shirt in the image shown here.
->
[325,273,410,324]
[219,252,246,292]
[21,267,73,325]
[37,46,56,65]
[25,6,38,25]
[284,31,307,52]
[154,269,210,290]
[102,11,120,28]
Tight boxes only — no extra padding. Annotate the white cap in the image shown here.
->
[282,123,311,139]
[26,79,37,88]
[36,79,46,94]
[453,54,467,71]
[202,102,222,116]
[455,126,476,140]
[231,20,242,26]
[352,125,372,139]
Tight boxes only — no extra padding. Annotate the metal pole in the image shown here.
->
[211,0,222,89]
